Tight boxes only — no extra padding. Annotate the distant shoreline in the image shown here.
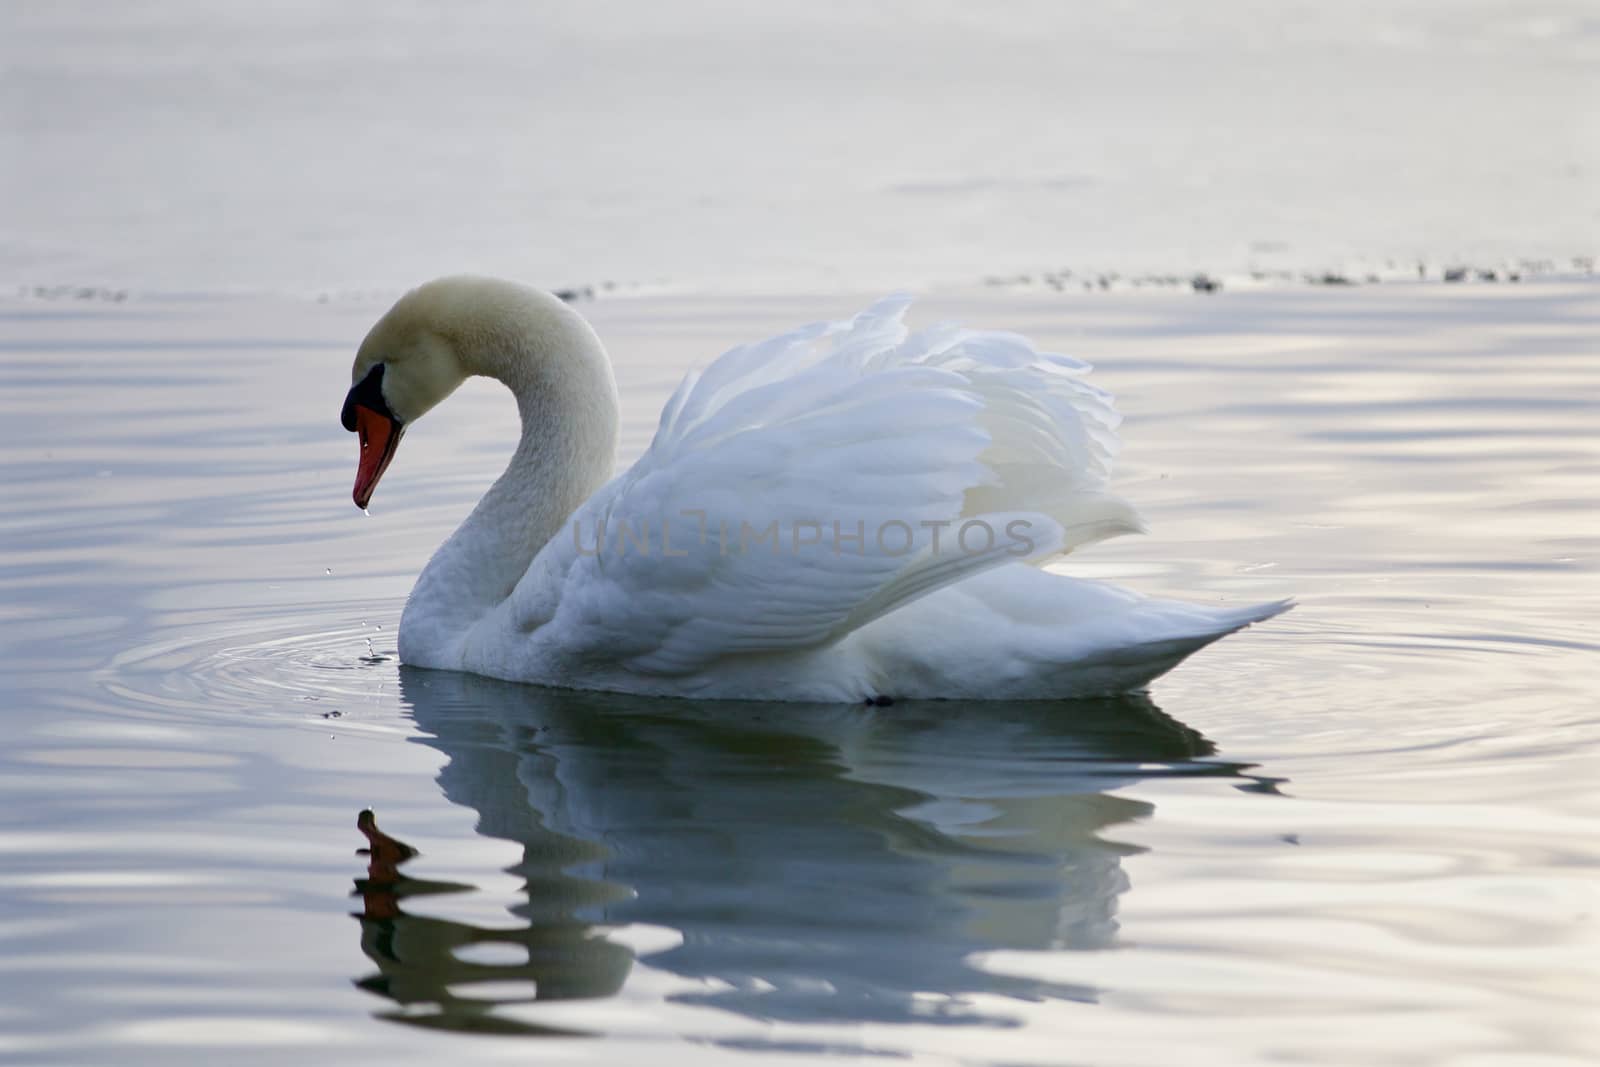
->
[5,254,1596,308]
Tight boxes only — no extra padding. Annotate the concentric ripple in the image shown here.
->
[95,602,408,730]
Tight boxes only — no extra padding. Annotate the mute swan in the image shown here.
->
[342,276,1289,701]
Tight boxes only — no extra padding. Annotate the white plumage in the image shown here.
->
[345,277,1288,701]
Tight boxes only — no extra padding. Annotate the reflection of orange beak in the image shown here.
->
[353,405,403,509]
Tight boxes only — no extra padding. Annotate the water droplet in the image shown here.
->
[373,624,382,631]
[362,508,371,517]
[324,567,332,576]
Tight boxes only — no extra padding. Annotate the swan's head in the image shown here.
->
[342,276,617,509]
[340,280,477,508]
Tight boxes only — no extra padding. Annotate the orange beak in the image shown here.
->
[352,405,404,509]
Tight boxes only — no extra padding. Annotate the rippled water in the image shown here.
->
[2,284,1597,1064]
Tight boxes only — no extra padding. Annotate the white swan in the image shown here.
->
[342,277,1289,701]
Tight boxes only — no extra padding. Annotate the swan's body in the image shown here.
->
[344,277,1288,701]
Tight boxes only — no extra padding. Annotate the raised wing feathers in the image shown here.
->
[527,297,1139,675]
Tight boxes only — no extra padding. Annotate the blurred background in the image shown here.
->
[4,0,1597,295]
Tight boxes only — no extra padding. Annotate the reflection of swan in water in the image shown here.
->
[352,667,1267,1033]
[350,805,629,1035]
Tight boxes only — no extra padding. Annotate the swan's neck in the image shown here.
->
[404,294,619,644]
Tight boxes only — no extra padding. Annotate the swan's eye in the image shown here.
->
[342,363,391,432]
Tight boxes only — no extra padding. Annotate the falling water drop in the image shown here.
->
[324,567,332,576]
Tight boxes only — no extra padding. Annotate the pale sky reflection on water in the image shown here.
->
[0,283,1595,1063]
[3,0,1597,294]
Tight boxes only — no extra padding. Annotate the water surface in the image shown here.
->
[5,1,1597,292]
[1,283,1597,1064]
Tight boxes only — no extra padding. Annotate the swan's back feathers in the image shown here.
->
[516,297,1143,676]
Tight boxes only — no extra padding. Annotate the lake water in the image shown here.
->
[4,2,1599,1062]
[4,1,1597,294]
[2,282,1596,1064]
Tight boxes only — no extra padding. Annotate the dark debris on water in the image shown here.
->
[982,255,1593,296]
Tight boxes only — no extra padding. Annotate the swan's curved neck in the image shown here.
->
[404,293,619,642]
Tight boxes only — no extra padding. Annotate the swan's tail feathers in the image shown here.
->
[1121,597,1294,663]
[1196,597,1295,634]
[1049,596,1293,695]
